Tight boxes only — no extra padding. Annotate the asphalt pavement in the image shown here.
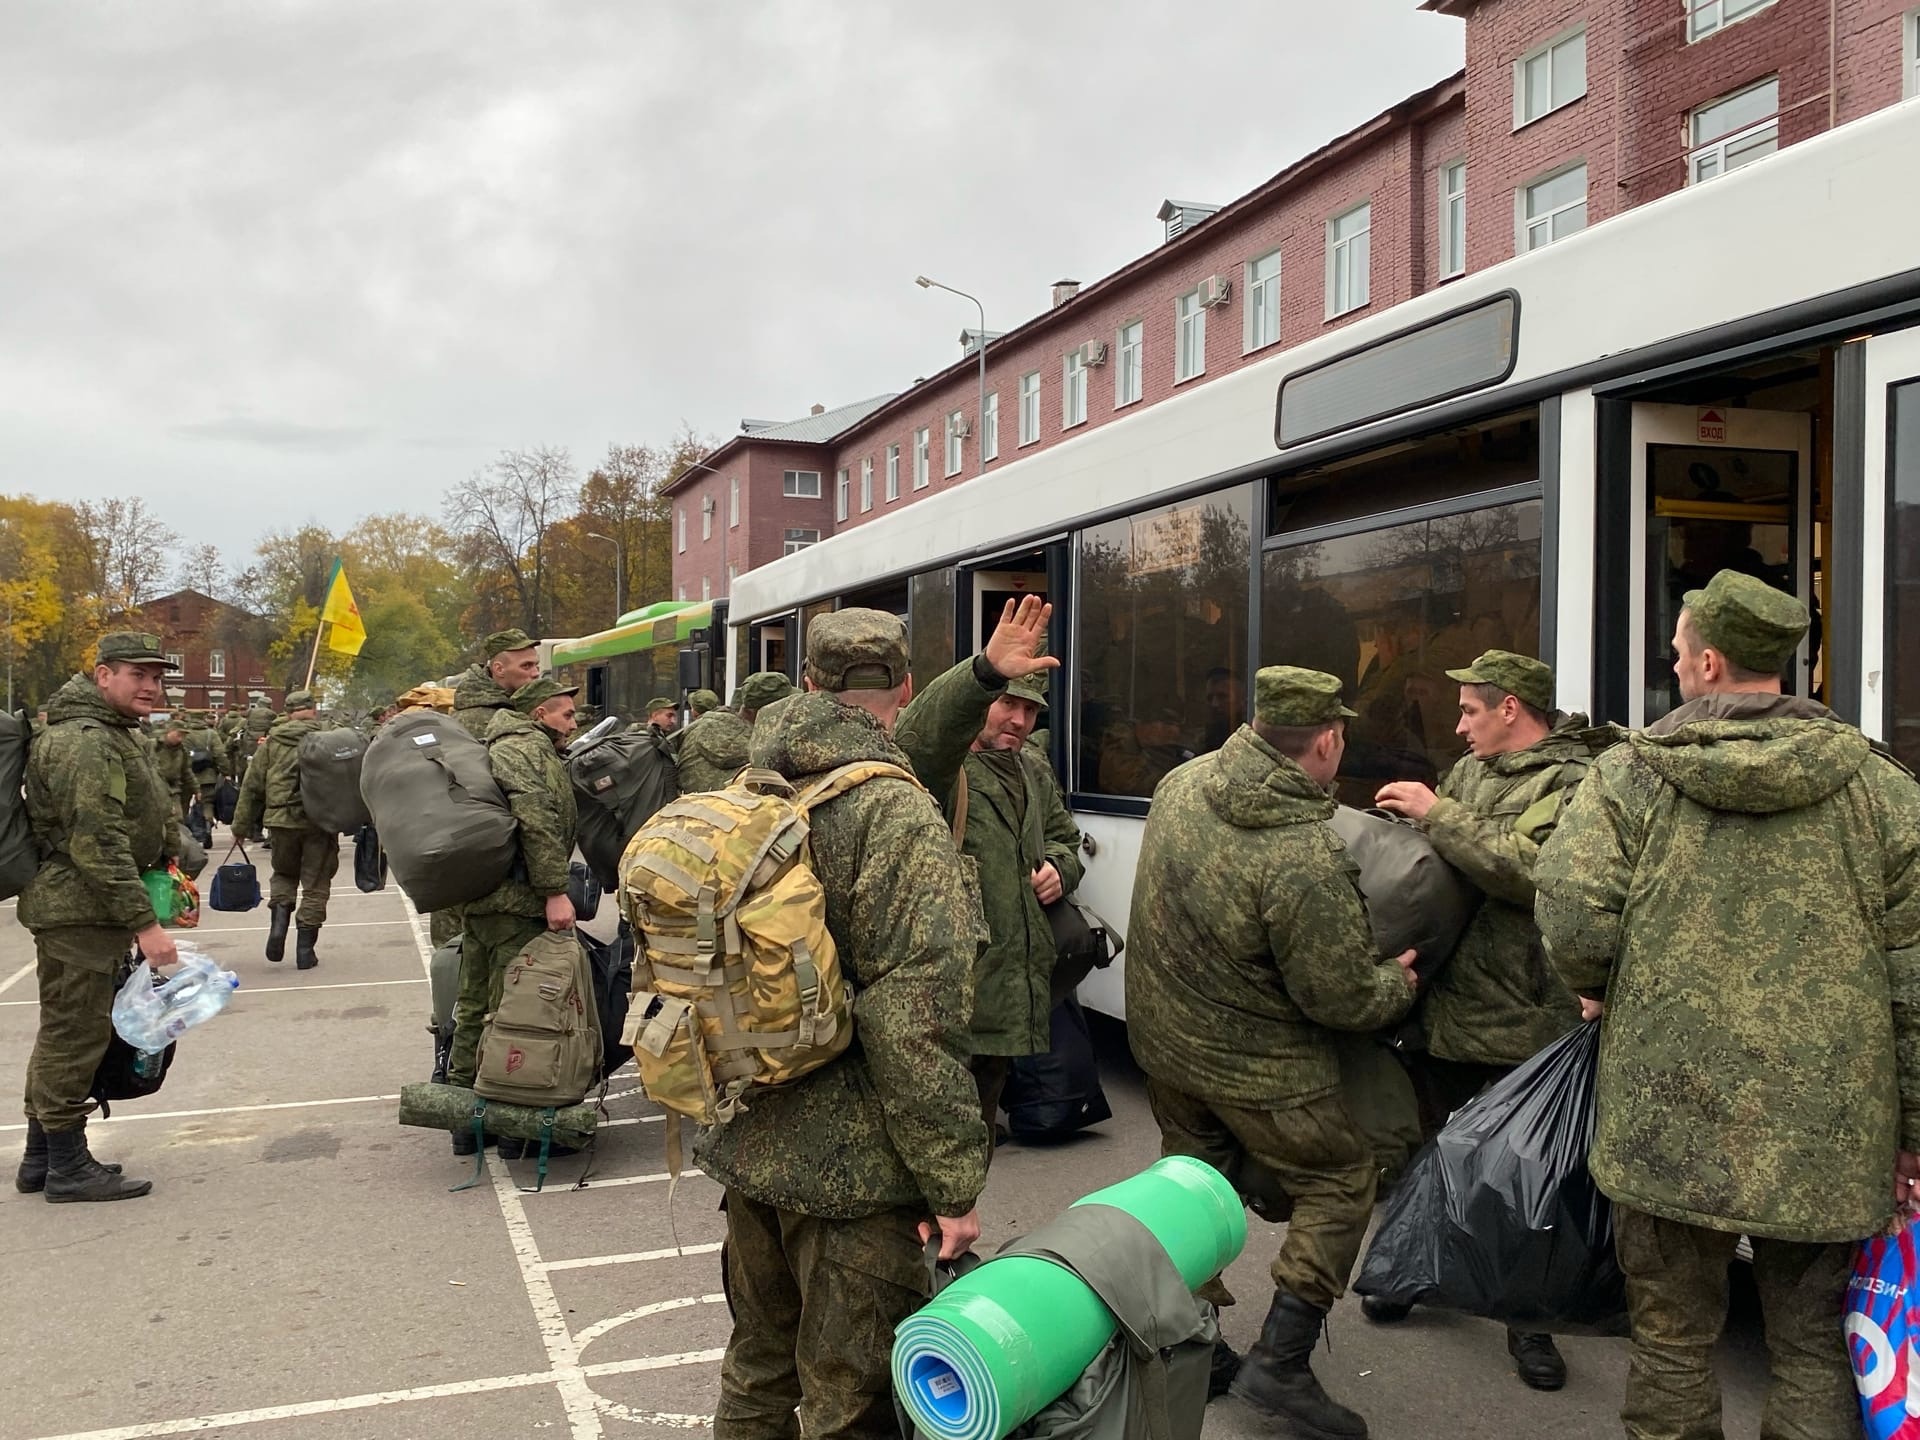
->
[0,833,1771,1439]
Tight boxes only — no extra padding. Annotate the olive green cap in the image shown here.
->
[512,676,579,714]
[737,671,797,712]
[806,608,908,691]
[646,696,677,713]
[1682,569,1808,675]
[688,688,721,715]
[1445,649,1555,713]
[283,689,317,711]
[1004,674,1050,713]
[1254,665,1356,727]
[97,631,174,668]
[483,628,539,659]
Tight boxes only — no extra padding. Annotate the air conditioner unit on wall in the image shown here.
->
[952,416,972,438]
[702,496,716,513]
[1081,341,1109,367]
[1199,275,1232,308]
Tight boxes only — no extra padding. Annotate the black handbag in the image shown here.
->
[89,957,175,1117]
[212,778,239,825]
[208,842,262,912]
[353,825,388,894]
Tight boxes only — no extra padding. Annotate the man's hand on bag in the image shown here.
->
[919,1209,981,1261]
[135,923,179,970]
[1375,781,1438,821]
[1896,1151,1920,1209]
[1392,948,1418,991]
[545,894,577,931]
[982,596,1059,681]
[1030,862,1064,905]
[1580,997,1607,1023]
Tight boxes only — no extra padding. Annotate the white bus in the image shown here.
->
[727,101,1920,1019]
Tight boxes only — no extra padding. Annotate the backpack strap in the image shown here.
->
[795,761,926,812]
[951,767,969,850]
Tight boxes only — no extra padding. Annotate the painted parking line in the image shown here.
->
[0,1094,401,1133]
[194,919,415,935]
[0,960,35,998]
[0,977,427,1009]
[541,1242,723,1273]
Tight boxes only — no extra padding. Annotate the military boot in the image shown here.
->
[430,1027,453,1086]
[15,1118,123,1193]
[1507,1329,1567,1391]
[295,924,320,971]
[1230,1291,1369,1439]
[1209,1337,1242,1400]
[264,903,293,963]
[44,1125,151,1202]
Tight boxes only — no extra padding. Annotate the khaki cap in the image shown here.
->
[1682,569,1808,674]
[97,632,175,668]
[806,609,909,691]
[1445,650,1555,713]
[737,671,797,712]
[283,689,317,711]
[1004,674,1050,713]
[484,628,539,659]
[513,676,579,714]
[1255,666,1356,727]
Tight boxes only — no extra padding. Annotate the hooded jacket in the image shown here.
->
[452,663,514,742]
[1127,726,1414,1108]
[232,715,323,836]
[673,707,752,794]
[467,707,577,920]
[21,674,175,935]
[1536,692,1920,1242]
[694,691,989,1220]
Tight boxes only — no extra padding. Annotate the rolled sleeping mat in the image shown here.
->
[397,1082,598,1148]
[892,1155,1245,1440]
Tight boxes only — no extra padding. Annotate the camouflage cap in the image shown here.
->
[1445,649,1555,713]
[646,696,677,713]
[1004,674,1050,713]
[512,676,580,714]
[806,608,908,691]
[1683,569,1808,674]
[688,688,721,715]
[483,627,539,659]
[96,631,174,668]
[737,671,797,712]
[284,689,317,711]
[1254,665,1356,727]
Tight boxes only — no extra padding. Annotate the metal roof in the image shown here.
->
[737,393,898,445]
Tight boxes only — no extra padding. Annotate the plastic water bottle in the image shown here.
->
[112,951,240,1050]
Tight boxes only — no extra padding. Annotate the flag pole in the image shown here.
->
[304,618,325,691]
[305,557,340,692]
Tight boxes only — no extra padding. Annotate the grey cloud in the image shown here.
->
[172,416,374,452]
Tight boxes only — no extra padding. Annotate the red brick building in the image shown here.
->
[125,589,281,715]
[676,0,1919,602]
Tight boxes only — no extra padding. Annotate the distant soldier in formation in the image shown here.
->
[232,689,335,970]
[674,671,795,793]
[152,723,196,818]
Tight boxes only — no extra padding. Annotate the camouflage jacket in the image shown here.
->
[20,674,176,934]
[452,664,513,742]
[695,692,989,1219]
[897,659,1085,1057]
[152,739,196,814]
[1127,726,1413,1108]
[232,716,323,835]
[674,707,751,794]
[1419,715,1595,1066]
[1536,693,1920,1243]
[185,724,227,787]
[468,708,576,920]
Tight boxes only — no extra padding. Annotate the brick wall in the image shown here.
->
[129,589,279,713]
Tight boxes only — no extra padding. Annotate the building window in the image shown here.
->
[1439,160,1467,278]
[1244,252,1281,352]
[1326,203,1372,317]
[208,650,226,679]
[701,575,711,601]
[677,584,686,601]
[1515,28,1586,126]
[727,563,738,590]
[677,507,686,553]
[1063,351,1088,428]
[783,528,819,555]
[914,427,930,489]
[1019,372,1041,445]
[1908,10,1920,98]
[1689,77,1779,183]
[702,502,712,541]
[983,392,999,462]
[860,457,873,512]
[835,468,849,521]
[729,476,739,527]
[1519,163,1588,250]
[1175,290,1207,382]
[944,412,965,476]
[1688,0,1777,43]
[886,443,901,501]
[782,469,821,498]
[1114,321,1145,407]
[165,651,184,673]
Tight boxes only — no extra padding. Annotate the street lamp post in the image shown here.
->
[585,532,624,621]
[915,276,988,476]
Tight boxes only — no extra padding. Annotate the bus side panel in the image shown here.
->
[1070,811,1145,1021]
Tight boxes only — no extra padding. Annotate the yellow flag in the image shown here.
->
[320,560,366,657]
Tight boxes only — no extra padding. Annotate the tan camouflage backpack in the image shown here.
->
[616,761,923,1136]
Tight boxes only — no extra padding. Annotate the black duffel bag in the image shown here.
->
[212,777,239,825]
[208,842,262,912]
[353,825,387,894]
[579,924,634,1082]
[1002,996,1113,1144]
[90,956,175,1117]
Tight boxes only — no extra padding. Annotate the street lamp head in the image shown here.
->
[586,532,614,545]
[914,276,932,289]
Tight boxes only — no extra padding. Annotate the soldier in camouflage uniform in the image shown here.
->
[184,709,225,818]
[17,632,183,1203]
[1128,666,1417,1437]
[1537,569,1920,1440]
[1370,650,1594,1389]
[674,671,794,794]
[699,609,988,1440]
[152,724,196,818]
[687,686,721,718]
[232,689,336,969]
[444,676,579,1156]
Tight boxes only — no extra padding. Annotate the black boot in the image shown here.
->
[452,1129,478,1156]
[1208,1337,1242,1400]
[15,1118,123,1194]
[430,1027,453,1086]
[265,903,293,963]
[1230,1291,1369,1439]
[1507,1329,1567,1391]
[44,1125,151,1202]
[295,924,320,971]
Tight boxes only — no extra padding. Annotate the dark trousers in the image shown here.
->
[24,925,127,1131]
[268,825,340,926]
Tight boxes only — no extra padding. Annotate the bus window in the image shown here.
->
[1074,485,1255,798]
[909,568,956,685]
[1890,380,1920,770]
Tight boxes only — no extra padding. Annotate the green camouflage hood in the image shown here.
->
[1632,692,1867,815]
[266,714,323,747]
[748,690,906,782]
[453,663,512,714]
[45,674,135,730]
[1202,726,1334,829]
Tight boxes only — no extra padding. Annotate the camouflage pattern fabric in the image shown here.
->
[447,912,547,1091]
[466,707,576,921]
[231,714,322,835]
[1418,713,1594,1066]
[674,707,752,794]
[1536,691,1920,1242]
[152,737,196,816]
[693,690,988,1221]
[23,925,126,1130]
[1126,725,1413,1109]
[451,663,514,742]
[269,826,340,927]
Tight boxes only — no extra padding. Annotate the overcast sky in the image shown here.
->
[1,1,1461,567]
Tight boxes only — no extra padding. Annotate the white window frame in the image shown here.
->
[1175,289,1206,382]
[1439,159,1467,279]
[1688,77,1780,185]
[165,651,184,673]
[1325,203,1372,318]
[1908,10,1920,99]
[1514,26,1587,128]
[886,443,900,501]
[860,457,873,512]
[677,507,686,553]
[208,649,226,679]
[678,584,686,601]
[913,427,930,489]
[982,392,999,462]
[781,469,821,499]
[1062,351,1088,428]
[783,528,819,555]
[1688,0,1778,43]
[944,412,965,475]
[727,563,737,590]
[1244,251,1281,353]
[701,501,712,541]
[1517,161,1588,252]
[701,575,711,601]
[1018,371,1041,446]
[1115,320,1144,407]
[728,475,739,527]
[835,468,849,521]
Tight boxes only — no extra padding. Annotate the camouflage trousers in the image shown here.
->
[445,913,545,1091]
[23,925,127,1131]
[1614,1206,1857,1440]
[1146,1078,1376,1311]
[268,826,340,927]
[715,1190,930,1440]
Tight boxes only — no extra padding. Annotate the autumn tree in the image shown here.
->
[444,447,578,635]
[75,497,180,609]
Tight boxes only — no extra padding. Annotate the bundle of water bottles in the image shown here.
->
[111,942,240,1072]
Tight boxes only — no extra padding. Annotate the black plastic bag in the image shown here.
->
[353,825,387,894]
[1355,1022,1626,1334]
[579,924,634,1082]
[90,956,175,1117]
[1002,996,1112,1143]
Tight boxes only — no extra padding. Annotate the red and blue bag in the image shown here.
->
[1848,1213,1920,1440]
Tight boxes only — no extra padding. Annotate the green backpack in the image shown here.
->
[474,929,602,1111]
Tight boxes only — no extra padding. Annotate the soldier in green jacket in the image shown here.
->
[1536,569,1920,1440]
[453,628,541,741]
[687,687,721,718]
[152,725,196,818]
[700,610,987,1440]
[443,676,580,1155]
[895,597,1083,1138]
[1129,666,1416,1438]
[674,671,794,793]
[1371,650,1595,1390]
[18,633,183,1203]
[232,690,334,969]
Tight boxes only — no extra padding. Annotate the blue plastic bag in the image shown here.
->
[1848,1214,1920,1439]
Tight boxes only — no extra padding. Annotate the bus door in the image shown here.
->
[1627,403,1814,726]
[1868,326,1920,767]
[747,614,796,683]
[958,541,1072,773]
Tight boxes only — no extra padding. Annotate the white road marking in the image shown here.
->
[542,1242,723,1273]
[0,977,427,1009]
[193,919,414,934]
[573,1293,727,1348]
[0,1094,401,1133]
[0,959,35,998]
